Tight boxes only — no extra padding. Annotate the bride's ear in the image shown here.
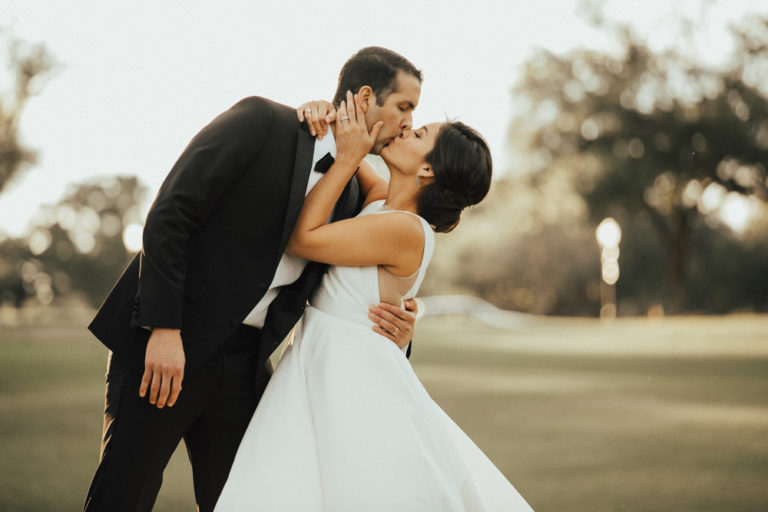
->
[417,165,435,185]
[356,86,374,112]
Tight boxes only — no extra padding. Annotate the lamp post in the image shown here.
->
[595,217,622,320]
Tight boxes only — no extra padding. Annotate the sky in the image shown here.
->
[1,0,766,238]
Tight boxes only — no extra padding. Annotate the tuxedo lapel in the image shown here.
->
[279,126,315,253]
[280,127,361,251]
[332,172,360,222]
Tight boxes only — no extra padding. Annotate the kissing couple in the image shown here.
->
[85,47,533,511]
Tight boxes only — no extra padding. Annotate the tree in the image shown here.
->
[510,16,768,313]
[420,179,603,316]
[0,31,55,194]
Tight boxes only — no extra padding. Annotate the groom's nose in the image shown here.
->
[400,112,413,131]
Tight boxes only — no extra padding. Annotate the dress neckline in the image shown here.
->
[367,199,422,221]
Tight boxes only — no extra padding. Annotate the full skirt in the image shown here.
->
[215,307,533,511]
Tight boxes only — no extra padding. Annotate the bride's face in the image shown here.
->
[380,122,443,174]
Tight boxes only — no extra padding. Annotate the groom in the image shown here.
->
[84,47,423,511]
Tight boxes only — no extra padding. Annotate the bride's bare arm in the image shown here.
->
[296,100,388,205]
[289,213,423,276]
[287,92,423,277]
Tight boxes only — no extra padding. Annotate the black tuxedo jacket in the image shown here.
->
[89,97,362,374]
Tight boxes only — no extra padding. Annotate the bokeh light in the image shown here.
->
[28,230,52,255]
[596,217,622,248]
[122,224,143,253]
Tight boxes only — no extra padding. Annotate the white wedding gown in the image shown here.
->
[215,201,533,511]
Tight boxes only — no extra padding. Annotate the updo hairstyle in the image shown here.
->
[417,122,492,233]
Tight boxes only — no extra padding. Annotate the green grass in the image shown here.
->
[1,314,767,511]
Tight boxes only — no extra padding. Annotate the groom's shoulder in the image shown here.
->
[230,96,294,117]
[203,97,296,137]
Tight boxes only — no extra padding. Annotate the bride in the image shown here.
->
[215,92,533,511]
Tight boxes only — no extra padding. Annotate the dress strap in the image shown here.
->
[406,217,433,298]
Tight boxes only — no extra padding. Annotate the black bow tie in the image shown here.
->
[314,152,334,174]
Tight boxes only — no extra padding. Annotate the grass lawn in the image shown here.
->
[1,312,766,511]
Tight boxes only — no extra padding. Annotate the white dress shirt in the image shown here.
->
[242,129,337,328]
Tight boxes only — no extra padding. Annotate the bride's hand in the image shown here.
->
[296,100,336,139]
[334,91,383,167]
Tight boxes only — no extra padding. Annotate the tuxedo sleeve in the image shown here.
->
[131,97,273,329]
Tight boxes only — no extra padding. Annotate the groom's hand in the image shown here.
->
[140,328,185,409]
[297,100,336,139]
[369,298,418,349]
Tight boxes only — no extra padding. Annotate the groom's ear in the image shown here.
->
[356,86,374,112]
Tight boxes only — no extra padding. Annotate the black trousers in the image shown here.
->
[84,325,271,512]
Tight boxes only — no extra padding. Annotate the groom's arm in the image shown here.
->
[133,97,274,409]
[131,97,272,329]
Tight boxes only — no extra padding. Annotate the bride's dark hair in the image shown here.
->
[417,122,492,233]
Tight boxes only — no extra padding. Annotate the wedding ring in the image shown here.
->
[393,327,399,336]
[304,108,312,112]
[340,116,350,121]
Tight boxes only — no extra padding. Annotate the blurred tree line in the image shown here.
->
[423,13,768,316]
[0,175,147,308]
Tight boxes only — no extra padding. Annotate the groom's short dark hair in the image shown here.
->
[333,47,422,107]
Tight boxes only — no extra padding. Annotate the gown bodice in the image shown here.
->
[310,200,434,326]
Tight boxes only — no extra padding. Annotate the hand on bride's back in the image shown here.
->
[334,91,383,167]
